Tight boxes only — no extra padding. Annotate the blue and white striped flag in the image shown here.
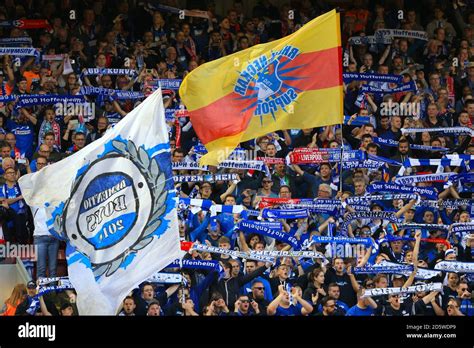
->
[18,89,182,315]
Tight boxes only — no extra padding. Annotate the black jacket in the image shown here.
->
[214,265,268,309]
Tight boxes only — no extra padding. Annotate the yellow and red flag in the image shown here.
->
[179,9,343,165]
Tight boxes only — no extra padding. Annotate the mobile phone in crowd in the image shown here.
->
[17,158,26,164]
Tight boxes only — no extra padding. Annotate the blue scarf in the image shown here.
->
[0,94,18,103]
[373,137,448,152]
[396,223,450,232]
[0,37,32,46]
[173,173,239,183]
[367,182,438,199]
[261,208,309,220]
[451,223,474,236]
[434,261,474,273]
[343,73,402,84]
[167,258,224,278]
[394,172,455,186]
[342,159,386,169]
[310,235,372,247]
[353,264,414,274]
[402,127,474,137]
[374,29,429,42]
[360,80,417,95]
[238,220,299,248]
[15,94,85,109]
[343,115,371,126]
[441,199,472,209]
[0,47,38,57]
[342,211,402,231]
[81,68,137,76]
[147,79,182,90]
[172,161,209,171]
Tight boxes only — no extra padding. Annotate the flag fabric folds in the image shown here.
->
[179,9,343,165]
[18,89,181,315]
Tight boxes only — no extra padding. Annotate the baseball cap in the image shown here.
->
[445,249,456,257]
[27,280,36,289]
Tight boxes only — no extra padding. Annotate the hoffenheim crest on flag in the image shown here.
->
[233,45,306,122]
[19,90,182,314]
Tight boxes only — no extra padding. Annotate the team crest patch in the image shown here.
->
[57,140,169,278]
[233,45,307,122]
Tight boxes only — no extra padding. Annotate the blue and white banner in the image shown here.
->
[178,197,213,211]
[218,159,267,172]
[373,137,449,152]
[110,91,145,101]
[342,159,386,169]
[343,73,402,84]
[146,272,183,284]
[401,127,474,137]
[14,94,86,109]
[167,258,223,276]
[81,68,137,76]
[397,223,450,232]
[310,235,372,246]
[409,144,448,152]
[238,220,299,248]
[324,149,365,162]
[344,115,371,126]
[353,264,414,274]
[172,161,209,171]
[80,86,144,101]
[367,182,438,199]
[0,47,38,56]
[434,261,474,273]
[374,29,429,42]
[441,199,472,209]
[80,86,116,96]
[378,260,441,280]
[342,211,402,231]
[360,81,417,95]
[148,79,182,90]
[261,208,309,220]
[451,223,474,236]
[249,250,326,259]
[173,173,239,183]
[394,172,455,186]
[398,158,464,176]
[0,94,18,103]
[18,89,182,315]
[191,243,275,263]
[0,37,32,46]
[348,35,392,45]
[361,282,443,298]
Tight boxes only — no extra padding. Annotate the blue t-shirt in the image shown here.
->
[0,183,25,214]
[275,303,303,316]
[6,120,35,159]
[346,305,375,316]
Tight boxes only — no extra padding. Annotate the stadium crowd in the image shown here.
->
[0,0,474,317]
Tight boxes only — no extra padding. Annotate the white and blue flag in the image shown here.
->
[19,89,182,315]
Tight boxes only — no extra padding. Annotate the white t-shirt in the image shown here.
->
[32,206,50,237]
